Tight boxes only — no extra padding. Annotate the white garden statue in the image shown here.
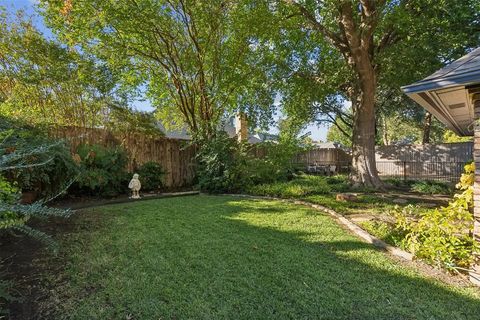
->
[128,173,141,199]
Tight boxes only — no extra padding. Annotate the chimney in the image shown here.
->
[235,112,248,142]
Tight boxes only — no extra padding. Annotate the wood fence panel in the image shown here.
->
[49,127,196,188]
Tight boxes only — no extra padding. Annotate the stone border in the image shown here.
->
[65,191,200,210]
[222,193,413,261]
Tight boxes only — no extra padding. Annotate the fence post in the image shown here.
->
[403,161,407,182]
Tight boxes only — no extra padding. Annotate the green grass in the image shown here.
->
[247,174,402,216]
[246,174,446,217]
[44,195,480,319]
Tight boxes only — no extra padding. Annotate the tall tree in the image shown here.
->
[40,0,274,140]
[0,8,128,129]
[276,0,480,187]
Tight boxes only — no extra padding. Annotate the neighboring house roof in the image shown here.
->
[156,121,279,144]
[156,123,191,140]
[402,48,480,136]
[314,142,346,149]
[251,132,279,143]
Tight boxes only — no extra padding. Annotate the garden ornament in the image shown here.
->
[129,173,141,199]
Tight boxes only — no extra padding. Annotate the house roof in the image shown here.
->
[402,48,480,136]
[314,142,346,149]
[157,121,278,144]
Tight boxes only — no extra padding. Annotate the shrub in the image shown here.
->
[136,162,165,191]
[245,141,299,185]
[393,163,477,271]
[359,220,406,248]
[0,118,79,198]
[324,175,350,192]
[246,174,339,198]
[195,132,247,193]
[410,180,452,195]
[75,144,129,196]
[10,141,79,198]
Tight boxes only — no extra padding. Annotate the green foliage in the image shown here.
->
[136,162,165,192]
[443,130,473,143]
[107,106,165,137]
[326,119,352,147]
[0,265,14,316]
[196,119,310,193]
[1,131,73,312]
[410,180,453,195]
[359,220,406,248]
[0,175,69,314]
[247,174,349,198]
[244,118,309,185]
[0,116,79,198]
[195,132,247,194]
[75,144,129,197]
[40,0,275,139]
[0,9,128,129]
[246,142,298,185]
[11,142,79,197]
[393,163,477,271]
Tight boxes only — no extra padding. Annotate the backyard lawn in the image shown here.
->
[40,195,480,319]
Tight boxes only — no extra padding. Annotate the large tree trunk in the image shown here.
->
[350,91,383,187]
[346,49,383,187]
[422,112,432,145]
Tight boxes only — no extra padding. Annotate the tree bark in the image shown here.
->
[422,112,432,145]
[350,72,383,188]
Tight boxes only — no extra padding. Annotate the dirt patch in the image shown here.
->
[0,209,106,319]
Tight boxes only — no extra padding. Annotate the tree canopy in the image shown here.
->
[248,0,480,186]
[40,0,276,139]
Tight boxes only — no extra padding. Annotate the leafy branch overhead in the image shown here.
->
[41,0,275,138]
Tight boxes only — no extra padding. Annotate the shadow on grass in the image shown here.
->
[36,195,480,319]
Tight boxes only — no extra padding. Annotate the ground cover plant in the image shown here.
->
[39,195,480,319]
[245,174,406,216]
[357,163,477,273]
[410,180,454,195]
[245,173,478,273]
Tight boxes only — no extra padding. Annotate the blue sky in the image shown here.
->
[0,0,329,141]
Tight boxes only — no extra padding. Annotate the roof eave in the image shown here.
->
[401,71,480,95]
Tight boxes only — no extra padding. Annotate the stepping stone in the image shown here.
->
[336,193,358,202]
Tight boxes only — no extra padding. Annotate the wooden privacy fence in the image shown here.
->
[50,127,197,188]
[50,126,473,186]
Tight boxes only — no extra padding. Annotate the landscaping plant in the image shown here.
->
[410,180,453,195]
[195,131,248,193]
[75,144,129,196]
[0,117,79,199]
[393,163,477,271]
[136,162,165,192]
